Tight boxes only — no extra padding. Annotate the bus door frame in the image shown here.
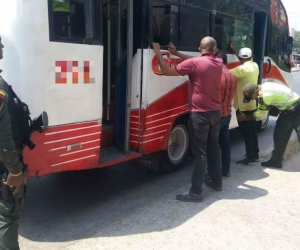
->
[253,9,268,85]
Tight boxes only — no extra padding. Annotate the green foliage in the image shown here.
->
[293,30,300,53]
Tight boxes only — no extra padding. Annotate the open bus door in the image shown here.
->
[99,0,146,165]
[253,8,269,131]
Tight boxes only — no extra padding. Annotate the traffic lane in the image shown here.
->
[64,145,300,250]
[292,71,300,93]
[19,127,273,247]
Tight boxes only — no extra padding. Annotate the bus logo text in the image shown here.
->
[152,52,182,75]
[55,61,95,84]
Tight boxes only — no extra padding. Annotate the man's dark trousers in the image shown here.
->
[237,110,259,160]
[270,112,300,163]
[0,165,24,250]
[219,114,231,174]
[188,111,222,195]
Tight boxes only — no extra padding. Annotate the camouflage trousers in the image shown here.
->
[0,184,25,250]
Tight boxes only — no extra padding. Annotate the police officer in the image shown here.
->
[0,36,27,250]
[237,82,300,169]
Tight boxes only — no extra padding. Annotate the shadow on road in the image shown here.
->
[19,131,269,243]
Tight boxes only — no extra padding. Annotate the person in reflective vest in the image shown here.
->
[238,82,300,169]
[53,0,71,37]
[53,0,71,13]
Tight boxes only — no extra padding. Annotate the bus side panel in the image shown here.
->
[0,1,104,176]
[138,49,190,155]
[262,57,293,87]
[0,1,104,126]
[24,121,102,176]
[129,50,143,151]
[141,82,190,154]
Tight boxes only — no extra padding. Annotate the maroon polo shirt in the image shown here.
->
[175,52,223,112]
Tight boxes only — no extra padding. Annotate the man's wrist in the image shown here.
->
[9,171,22,177]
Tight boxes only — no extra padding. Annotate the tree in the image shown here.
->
[293,30,300,53]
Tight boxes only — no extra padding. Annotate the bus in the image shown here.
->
[0,0,293,176]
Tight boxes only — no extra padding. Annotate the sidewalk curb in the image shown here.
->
[291,67,300,72]
[260,136,299,162]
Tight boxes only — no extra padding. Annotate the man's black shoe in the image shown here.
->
[261,160,282,169]
[236,158,256,166]
[176,191,203,203]
[255,154,260,162]
[205,180,222,191]
[204,174,211,183]
[222,172,230,177]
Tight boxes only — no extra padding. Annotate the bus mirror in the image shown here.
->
[286,36,293,56]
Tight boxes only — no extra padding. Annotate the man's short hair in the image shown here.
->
[215,52,227,64]
[243,83,258,103]
[219,52,227,64]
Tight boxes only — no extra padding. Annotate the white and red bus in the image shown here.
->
[0,0,293,176]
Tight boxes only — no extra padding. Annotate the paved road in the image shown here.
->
[291,70,300,92]
[18,72,300,250]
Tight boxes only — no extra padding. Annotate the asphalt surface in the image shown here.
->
[18,72,300,250]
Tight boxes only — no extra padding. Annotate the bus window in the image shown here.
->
[233,19,253,49]
[180,6,209,50]
[179,0,214,10]
[215,0,253,20]
[214,16,253,53]
[49,0,102,44]
[152,1,211,50]
[152,2,179,46]
[268,0,290,71]
[214,16,233,51]
[255,0,270,11]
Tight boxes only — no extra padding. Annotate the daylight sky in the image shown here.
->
[281,0,300,31]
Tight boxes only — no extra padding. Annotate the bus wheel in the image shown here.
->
[257,114,269,132]
[160,123,190,173]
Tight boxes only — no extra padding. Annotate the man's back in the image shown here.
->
[175,52,223,112]
[261,82,299,109]
[220,65,237,117]
[230,61,259,111]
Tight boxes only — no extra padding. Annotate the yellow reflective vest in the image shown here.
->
[53,0,71,13]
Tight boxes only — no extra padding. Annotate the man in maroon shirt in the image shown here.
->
[153,37,223,202]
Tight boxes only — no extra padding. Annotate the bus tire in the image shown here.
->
[256,114,269,132]
[160,122,190,173]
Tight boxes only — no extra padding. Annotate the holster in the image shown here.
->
[282,99,300,115]
[0,167,27,200]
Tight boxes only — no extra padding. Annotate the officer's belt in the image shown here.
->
[282,98,300,115]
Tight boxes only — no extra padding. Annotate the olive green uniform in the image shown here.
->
[0,73,24,250]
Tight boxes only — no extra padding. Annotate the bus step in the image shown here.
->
[101,123,114,148]
[99,146,141,166]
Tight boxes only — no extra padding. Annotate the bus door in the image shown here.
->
[253,10,268,85]
[100,0,145,161]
